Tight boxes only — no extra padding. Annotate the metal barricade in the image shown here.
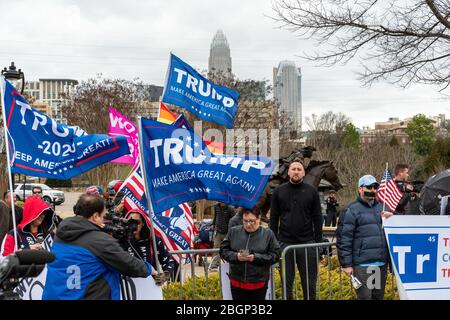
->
[168,248,276,300]
[167,244,397,300]
[169,248,220,300]
[280,242,397,300]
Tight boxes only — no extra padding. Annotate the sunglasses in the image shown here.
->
[364,185,379,190]
[33,191,42,194]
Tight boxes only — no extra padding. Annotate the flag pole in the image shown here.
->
[137,116,162,274]
[0,76,18,252]
[382,162,388,213]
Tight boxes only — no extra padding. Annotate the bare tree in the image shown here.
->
[305,111,352,149]
[271,0,450,91]
[314,141,424,205]
[61,76,150,187]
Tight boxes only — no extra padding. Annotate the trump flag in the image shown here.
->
[139,117,273,213]
[162,53,240,128]
[0,76,130,179]
[119,162,195,263]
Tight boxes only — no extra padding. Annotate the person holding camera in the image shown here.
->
[1,195,55,256]
[325,190,339,227]
[220,206,280,300]
[393,164,416,214]
[336,175,393,300]
[42,194,154,300]
[122,209,176,282]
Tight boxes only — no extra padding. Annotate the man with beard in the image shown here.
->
[270,158,322,300]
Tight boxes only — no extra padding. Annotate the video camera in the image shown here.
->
[103,211,139,242]
[0,250,55,300]
[397,180,423,194]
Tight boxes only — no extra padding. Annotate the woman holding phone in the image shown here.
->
[220,206,280,300]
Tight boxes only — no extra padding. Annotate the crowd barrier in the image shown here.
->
[169,242,397,300]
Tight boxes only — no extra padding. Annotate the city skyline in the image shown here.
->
[1,0,448,130]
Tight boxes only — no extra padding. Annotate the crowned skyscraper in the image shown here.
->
[208,30,232,77]
[273,61,302,132]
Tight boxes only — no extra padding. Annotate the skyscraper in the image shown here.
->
[208,29,232,77]
[273,61,302,132]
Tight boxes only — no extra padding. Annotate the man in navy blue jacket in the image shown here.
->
[337,175,393,300]
[43,194,154,300]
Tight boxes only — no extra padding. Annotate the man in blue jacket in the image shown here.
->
[336,175,393,300]
[43,194,154,300]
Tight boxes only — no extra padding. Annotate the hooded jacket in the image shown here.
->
[1,196,54,256]
[42,215,151,300]
[123,209,176,277]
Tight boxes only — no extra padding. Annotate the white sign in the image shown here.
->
[384,215,450,300]
[120,276,163,300]
[220,262,273,300]
[14,235,53,300]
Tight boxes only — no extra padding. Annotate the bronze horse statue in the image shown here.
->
[258,146,343,221]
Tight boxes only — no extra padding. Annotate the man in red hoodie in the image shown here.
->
[1,195,55,256]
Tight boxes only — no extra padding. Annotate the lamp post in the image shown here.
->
[2,62,26,185]
[1,62,25,94]
[1,61,25,252]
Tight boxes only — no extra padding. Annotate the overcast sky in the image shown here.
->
[1,0,448,129]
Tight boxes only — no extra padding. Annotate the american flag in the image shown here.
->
[376,170,404,212]
[118,162,196,264]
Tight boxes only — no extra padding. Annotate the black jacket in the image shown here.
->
[43,216,150,300]
[220,226,280,283]
[124,237,176,279]
[212,204,235,234]
[336,197,389,267]
[269,181,322,244]
[326,197,339,212]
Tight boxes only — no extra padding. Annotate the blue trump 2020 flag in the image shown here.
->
[0,76,130,179]
[139,117,273,213]
[162,53,240,129]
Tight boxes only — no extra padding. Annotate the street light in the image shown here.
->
[1,62,25,94]
[2,62,25,184]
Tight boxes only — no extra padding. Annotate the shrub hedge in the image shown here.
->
[162,256,399,300]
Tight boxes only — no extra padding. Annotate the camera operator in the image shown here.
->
[42,194,155,300]
[123,209,176,282]
[1,195,55,256]
[393,164,416,215]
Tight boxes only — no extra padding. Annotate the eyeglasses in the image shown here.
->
[243,219,257,225]
[364,185,379,190]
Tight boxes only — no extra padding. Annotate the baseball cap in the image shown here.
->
[358,175,380,187]
[114,181,123,192]
[86,185,100,195]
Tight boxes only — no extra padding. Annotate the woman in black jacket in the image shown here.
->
[220,206,280,300]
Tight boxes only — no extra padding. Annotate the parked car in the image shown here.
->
[13,183,65,205]
[107,180,124,196]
